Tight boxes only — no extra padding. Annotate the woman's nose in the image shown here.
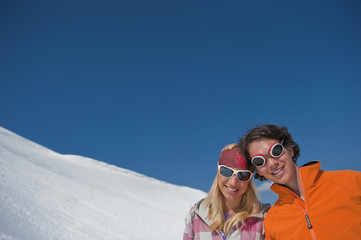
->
[229,174,238,184]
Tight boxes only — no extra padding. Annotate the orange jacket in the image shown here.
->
[265,161,361,240]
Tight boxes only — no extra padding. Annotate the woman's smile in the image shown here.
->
[225,185,239,193]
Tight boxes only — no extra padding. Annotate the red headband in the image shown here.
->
[218,148,246,170]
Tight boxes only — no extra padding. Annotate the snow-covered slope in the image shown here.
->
[0,126,206,240]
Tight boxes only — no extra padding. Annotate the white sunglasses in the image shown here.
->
[218,165,252,182]
[251,140,284,167]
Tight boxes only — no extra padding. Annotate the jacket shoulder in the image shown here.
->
[185,199,205,221]
[320,169,361,194]
[321,169,361,183]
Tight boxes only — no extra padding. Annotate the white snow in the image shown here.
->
[0,126,207,240]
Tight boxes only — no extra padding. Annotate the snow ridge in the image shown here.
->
[0,126,206,240]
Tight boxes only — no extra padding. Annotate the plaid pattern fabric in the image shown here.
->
[183,200,269,240]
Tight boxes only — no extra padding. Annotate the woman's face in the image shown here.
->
[248,138,296,187]
[218,167,249,205]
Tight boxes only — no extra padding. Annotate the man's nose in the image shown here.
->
[267,157,279,170]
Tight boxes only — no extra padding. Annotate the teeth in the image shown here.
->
[273,167,283,175]
[226,186,238,192]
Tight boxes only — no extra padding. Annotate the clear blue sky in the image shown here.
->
[1,0,360,195]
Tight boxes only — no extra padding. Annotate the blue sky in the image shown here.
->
[1,0,361,199]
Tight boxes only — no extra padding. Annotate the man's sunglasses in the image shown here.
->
[218,165,252,182]
[251,140,284,167]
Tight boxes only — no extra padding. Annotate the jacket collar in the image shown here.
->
[196,199,213,226]
[270,161,322,199]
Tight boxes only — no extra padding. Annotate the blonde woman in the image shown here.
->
[183,144,270,240]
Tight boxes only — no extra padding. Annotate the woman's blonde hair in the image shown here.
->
[203,143,260,235]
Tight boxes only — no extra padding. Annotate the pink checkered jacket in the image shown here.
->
[183,199,270,240]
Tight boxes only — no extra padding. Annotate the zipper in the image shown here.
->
[304,214,312,229]
[292,199,316,239]
[275,177,318,239]
[298,170,318,240]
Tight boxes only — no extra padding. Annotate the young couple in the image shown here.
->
[183,124,361,240]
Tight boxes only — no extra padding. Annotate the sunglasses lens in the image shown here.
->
[219,166,234,178]
[271,144,283,157]
[252,156,265,167]
[237,172,251,181]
